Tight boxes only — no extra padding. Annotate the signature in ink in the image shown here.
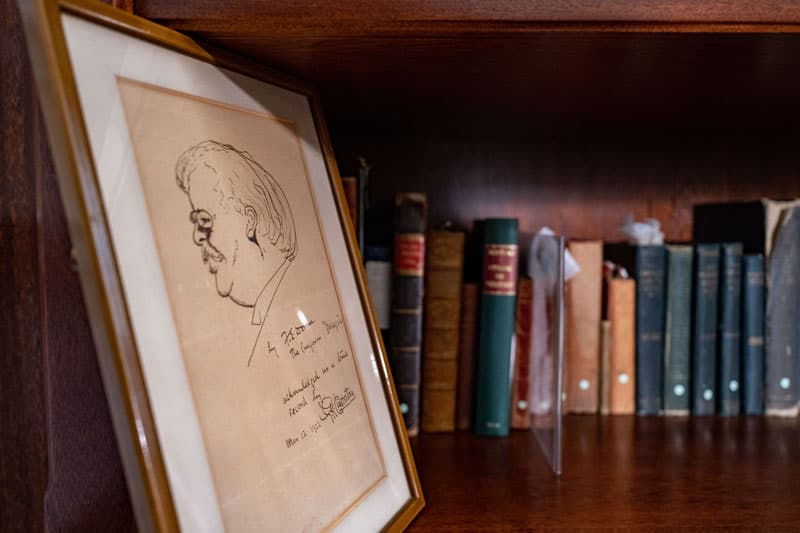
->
[281,319,316,346]
[318,387,356,423]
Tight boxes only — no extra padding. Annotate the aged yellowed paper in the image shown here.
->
[117,77,385,532]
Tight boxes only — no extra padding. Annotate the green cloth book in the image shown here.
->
[474,218,519,437]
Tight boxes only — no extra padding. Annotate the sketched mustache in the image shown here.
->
[201,244,225,270]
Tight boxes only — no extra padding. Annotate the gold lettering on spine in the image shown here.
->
[483,244,519,296]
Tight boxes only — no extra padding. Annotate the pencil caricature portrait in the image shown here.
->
[175,141,298,363]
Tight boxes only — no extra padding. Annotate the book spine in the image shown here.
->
[742,254,765,415]
[765,207,800,415]
[456,283,479,430]
[718,243,743,416]
[663,245,693,415]
[691,244,720,415]
[599,320,611,415]
[421,230,465,432]
[634,246,666,415]
[365,246,392,332]
[474,219,519,437]
[565,241,603,413]
[390,193,427,436]
[357,160,369,252]
[510,277,533,429]
[608,278,636,415]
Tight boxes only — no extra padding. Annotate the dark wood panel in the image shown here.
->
[136,32,800,137]
[133,2,800,136]
[39,118,136,532]
[1,0,136,530]
[112,0,134,13]
[334,136,800,250]
[0,0,48,529]
[137,0,800,33]
[410,415,800,530]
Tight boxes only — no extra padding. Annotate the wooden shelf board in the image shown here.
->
[133,3,800,136]
[137,1,800,35]
[410,415,800,530]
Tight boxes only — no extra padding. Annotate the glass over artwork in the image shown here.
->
[117,78,386,530]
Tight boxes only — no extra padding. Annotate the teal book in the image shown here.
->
[604,243,666,415]
[718,243,743,416]
[742,254,765,415]
[474,218,519,437]
[663,245,693,415]
[691,243,720,415]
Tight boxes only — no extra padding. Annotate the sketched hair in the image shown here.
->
[176,140,297,260]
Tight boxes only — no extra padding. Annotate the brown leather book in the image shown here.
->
[565,241,603,413]
[455,283,479,430]
[510,277,533,429]
[421,229,465,432]
[606,276,636,415]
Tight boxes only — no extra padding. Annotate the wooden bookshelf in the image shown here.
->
[137,1,800,137]
[3,0,800,530]
[411,415,800,530]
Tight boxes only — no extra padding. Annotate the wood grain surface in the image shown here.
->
[146,32,800,137]
[334,136,800,250]
[133,2,800,136]
[1,0,135,530]
[137,0,800,31]
[410,415,800,530]
[0,1,48,529]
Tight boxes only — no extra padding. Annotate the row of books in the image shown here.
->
[572,241,763,417]
[359,191,800,436]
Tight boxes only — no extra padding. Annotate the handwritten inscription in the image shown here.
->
[281,319,316,346]
[274,312,359,450]
[288,395,308,417]
[323,315,344,336]
[282,370,321,405]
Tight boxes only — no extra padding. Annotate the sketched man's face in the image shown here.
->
[186,168,260,306]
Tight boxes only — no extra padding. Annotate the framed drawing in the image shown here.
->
[18,0,424,531]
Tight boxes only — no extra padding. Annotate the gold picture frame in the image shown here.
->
[18,0,424,531]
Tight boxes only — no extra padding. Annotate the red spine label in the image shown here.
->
[395,233,425,276]
[483,244,519,295]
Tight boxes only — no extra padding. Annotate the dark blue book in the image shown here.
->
[604,243,666,415]
[390,193,427,436]
[692,244,720,415]
[741,254,765,415]
[663,245,693,415]
[718,243,743,416]
[693,200,800,415]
